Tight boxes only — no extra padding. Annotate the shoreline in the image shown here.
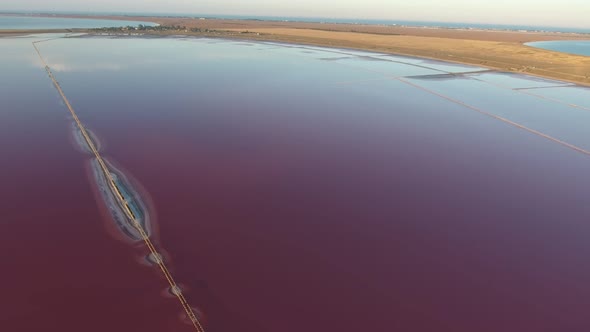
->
[2,14,589,85]
[3,12,589,35]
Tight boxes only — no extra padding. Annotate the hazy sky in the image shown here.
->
[5,0,590,28]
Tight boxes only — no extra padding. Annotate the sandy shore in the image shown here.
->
[2,14,590,85]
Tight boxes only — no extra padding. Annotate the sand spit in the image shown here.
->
[90,158,151,242]
[70,121,101,154]
[146,252,164,265]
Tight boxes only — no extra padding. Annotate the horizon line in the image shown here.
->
[1,10,590,30]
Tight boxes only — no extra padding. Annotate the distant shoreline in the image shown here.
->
[2,13,589,85]
[2,12,589,34]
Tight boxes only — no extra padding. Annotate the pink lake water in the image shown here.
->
[1,35,590,331]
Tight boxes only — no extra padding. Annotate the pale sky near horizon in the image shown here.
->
[4,0,590,28]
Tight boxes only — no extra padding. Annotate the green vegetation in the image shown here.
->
[91,24,189,33]
[86,24,266,39]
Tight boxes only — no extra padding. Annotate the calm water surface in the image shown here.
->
[527,40,590,56]
[0,15,156,29]
[2,35,590,332]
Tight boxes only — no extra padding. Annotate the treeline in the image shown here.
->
[88,24,230,36]
[91,24,190,32]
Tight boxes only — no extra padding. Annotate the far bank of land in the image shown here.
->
[2,14,590,85]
